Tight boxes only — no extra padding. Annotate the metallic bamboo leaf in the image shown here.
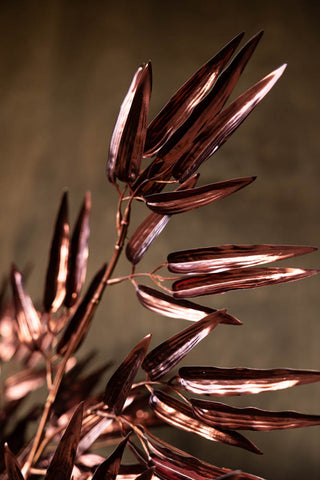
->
[167,244,317,274]
[91,435,129,480]
[191,398,320,431]
[144,33,244,157]
[64,191,91,307]
[43,191,69,313]
[145,432,261,480]
[5,368,45,401]
[136,285,241,324]
[4,444,24,480]
[157,32,263,168]
[145,177,255,215]
[57,263,107,356]
[104,334,151,415]
[142,310,231,380]
[177,366,320,396]
[149,390,261,454]
[107,62,152,183]
[127,174,199,264]
[10,265,41,349]
[174,64,286,182]
[45,402,83,480]
[172,267,319,298]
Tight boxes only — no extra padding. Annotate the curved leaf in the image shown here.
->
[45,402,83,480]
[107,62,152,183]
[149,390,261,454]
[91,435,129,480]
[136,285,241,324]
[142,310,232,380]
[10,265,41,349]
[43,191,69,313]
[172,267,319,298]
[144,33,244,157]
[145,177,255,215]
[177,366,320,396]
[104,334,151,415]
[167,244,317,274]
[4,444,24,480]
[64,191,91,307]
[191,398,320,431]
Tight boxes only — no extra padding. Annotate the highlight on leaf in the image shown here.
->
[172,266,319,298]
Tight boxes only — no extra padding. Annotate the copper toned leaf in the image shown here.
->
[43,191,69,313]
[142,310,232,380]
[136,285,241,324]
[191,398,320,431]
[135,468,156,480]
[91,435,129,480]
[104,334,151,415]
[177,366,320,396]
[4,444,24,480]
[145,432,261,480]
[149,390,261,454]
[127,174,199,264]
[157,32,263,171]
[172,267,319,298]
[145,177,255,215]
[65,192,91,308]
[107,62,152,183]
[57,263,107,356]
[5,368,45,401]
[167,244,317,274]
[45,402,83,480]
[144,33,244,157]
[10,265,41,349]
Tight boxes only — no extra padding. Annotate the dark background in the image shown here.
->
[1,1,319,478]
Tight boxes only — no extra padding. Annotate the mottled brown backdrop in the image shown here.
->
[1,1,319,478]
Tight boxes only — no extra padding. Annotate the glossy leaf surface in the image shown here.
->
[43,191,69,312]
[107,62,152,183]
[65,192,91,307]
[91,435,129,480]
[145,177,255,215]
[142,310,234,380]
[192,398,320,431]
[57,263,107,355]
[149,390,261,454]
[104,334,151,415]
[177,366,320,396]
[136,285,240,324]
[144,33,244,157]
[4,444,24,480]
[174,64,286,182]
[168,244,316,274]
[173,267,318,298]
[45,402,83,480]
[10,265,41,348]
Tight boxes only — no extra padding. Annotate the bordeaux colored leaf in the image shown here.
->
[172,267,319,298]
[156,32,263,168]
[215,473,242,480]
[142,310,232,380]
[191,398,320,431]
[43,191,69,313]
[174,64,286,182]
[145,177,255,215]
[57,263,107,356]
[64,192,91,308]
[10,265,41,349]
[45,402,83,480]
[136,285,241,324]
[145,432,261,480]
[135,467,156,480]
[104,334,151,415]
[144,33,244,157]
[91,435,129,480]
[107,62,152,183]
[167,244,317,274]
[127,174,199,264]
[4,444,24,480]
[177,366,320,396]
[149,391,261,454]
